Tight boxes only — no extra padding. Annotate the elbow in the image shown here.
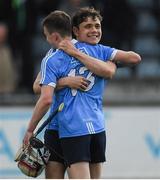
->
[137,54,142,63]
[133,54,141,65]
[129,52,142,65]
[41,95,53,107]
[45,97,52,106]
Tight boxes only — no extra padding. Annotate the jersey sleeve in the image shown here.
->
[40,56,60,88]
[101,45,118,62]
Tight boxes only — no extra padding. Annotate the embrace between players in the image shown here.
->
[23,7,141,179]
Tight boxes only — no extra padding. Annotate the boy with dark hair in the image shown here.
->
[23,9,116,179]
[42,11,72,37]
[23,8,141,179]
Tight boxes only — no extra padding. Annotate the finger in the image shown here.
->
[82,81,89,87]
[86,80,91,85]
[23,136,31,147]
[82,78,91,84]
[59,45,64,50]
[22,140,28,149]
[80,84,87,91]
[23,139,28,147]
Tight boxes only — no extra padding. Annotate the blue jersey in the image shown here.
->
[40,40,117,138]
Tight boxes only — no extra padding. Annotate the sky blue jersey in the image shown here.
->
[40,40,117,138]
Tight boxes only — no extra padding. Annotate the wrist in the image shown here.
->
[59,77,70,87]
[71,48,80,57]
[64,77,72,87]
[27,127,34,133]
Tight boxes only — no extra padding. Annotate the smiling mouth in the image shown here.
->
[88,35,99,38]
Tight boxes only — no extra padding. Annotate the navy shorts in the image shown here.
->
[60,131,106,166]
[44,129,64,164]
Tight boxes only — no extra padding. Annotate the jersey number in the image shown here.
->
[68,67,95,96]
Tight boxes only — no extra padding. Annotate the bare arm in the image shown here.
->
[33,72,41,94]
[33,72,89,95]
[56,76,89,91]
[59,40,117,79]
[112,50,141,67]
[23,85,54,145]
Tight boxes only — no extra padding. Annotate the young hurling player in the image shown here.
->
[23,10,117,179]
[37,8,141,179]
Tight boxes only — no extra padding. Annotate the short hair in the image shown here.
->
[42,10,72,37]
[72,7,103,28]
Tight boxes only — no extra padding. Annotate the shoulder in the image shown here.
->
[43,49,67,65]
[97,44,117,58]
[42,49,71,73]
[96,44,115,51]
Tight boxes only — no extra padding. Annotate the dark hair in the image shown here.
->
[72,7,103,28]
[42,10,72,37]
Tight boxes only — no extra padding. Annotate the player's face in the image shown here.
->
[73,17,102,45]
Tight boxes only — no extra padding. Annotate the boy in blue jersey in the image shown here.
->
[23,10,117,179]
[43,8,140,179]
[23,8,141,179]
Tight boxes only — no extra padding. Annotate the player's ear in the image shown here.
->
[73,26,79,37]
[51,32,59,42]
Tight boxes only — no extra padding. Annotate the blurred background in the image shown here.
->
[0,0,160,178]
